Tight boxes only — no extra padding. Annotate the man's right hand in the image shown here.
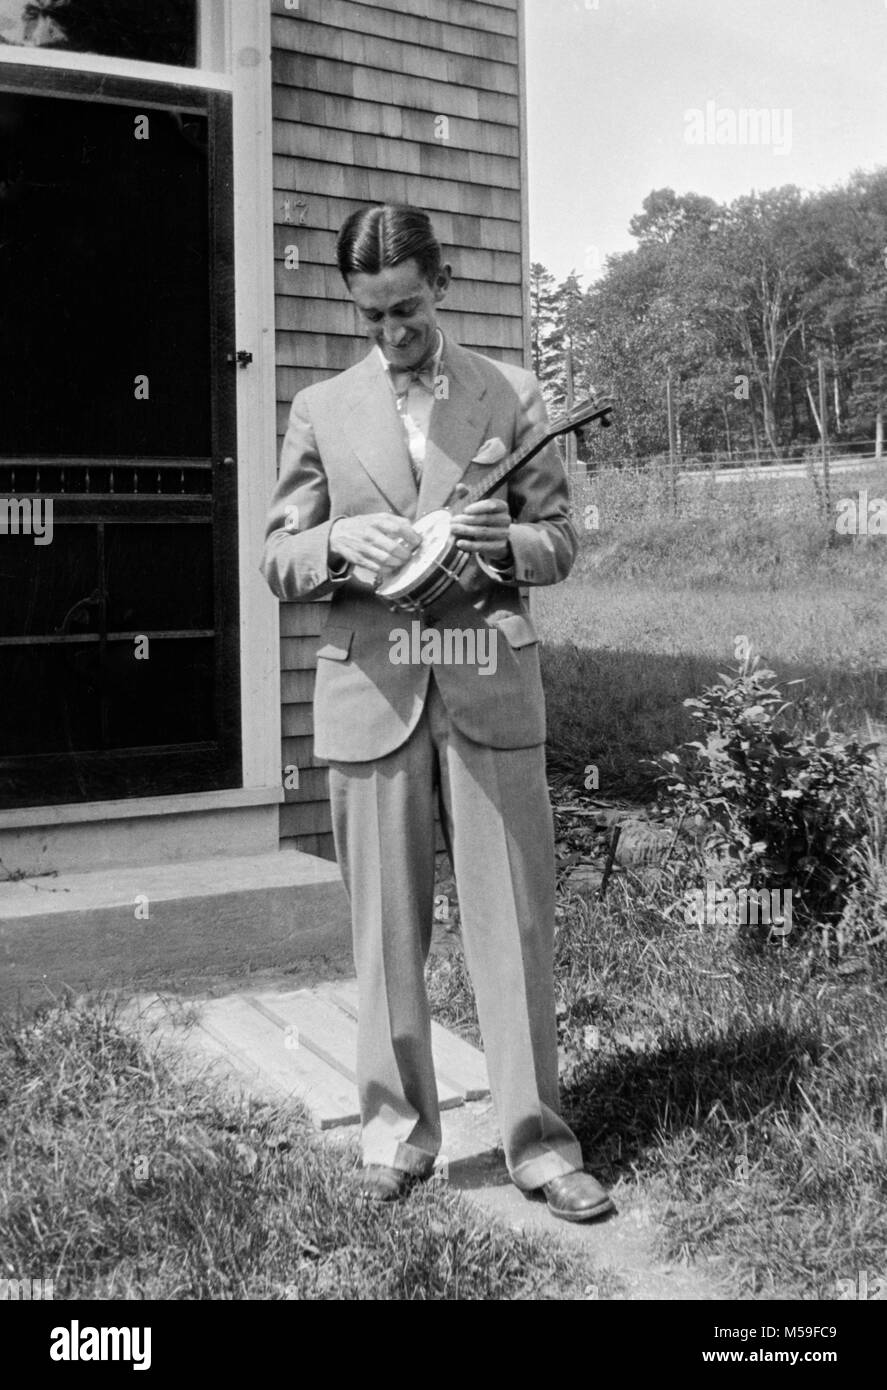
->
[329,513,422,576]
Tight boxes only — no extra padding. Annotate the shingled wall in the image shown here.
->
[270,0,528,855]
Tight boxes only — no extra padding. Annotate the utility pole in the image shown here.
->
[666,367,678,512]
[818,354,832,521]
[564,338,577,471]
[876,338,884,461]
[721,402,733,463]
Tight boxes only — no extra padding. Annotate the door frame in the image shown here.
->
[0,0,281,823]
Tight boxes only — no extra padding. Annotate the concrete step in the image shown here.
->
[0,850,351,1012]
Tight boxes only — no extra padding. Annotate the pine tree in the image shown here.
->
[528,262,559,385]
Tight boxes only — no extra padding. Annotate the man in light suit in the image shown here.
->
[262,204,614,1221]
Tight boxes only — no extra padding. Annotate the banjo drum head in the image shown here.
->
[377,510,454,600]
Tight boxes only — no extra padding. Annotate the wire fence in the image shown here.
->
[568,436,885,483]
[565,451,884,528]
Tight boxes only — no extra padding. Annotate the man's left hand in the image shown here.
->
[450,498,512,560]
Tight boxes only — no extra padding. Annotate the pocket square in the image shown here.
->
[471,436,508,466]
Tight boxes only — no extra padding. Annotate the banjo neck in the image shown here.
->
[369,394,615,609]
[448,395,614,512]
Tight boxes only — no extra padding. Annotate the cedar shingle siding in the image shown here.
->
[271,0,527,856]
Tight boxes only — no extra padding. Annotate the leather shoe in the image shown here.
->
[541,1170,615,1222]
[355,1164,429,1203]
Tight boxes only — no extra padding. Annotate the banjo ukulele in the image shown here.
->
[371,395,614,614]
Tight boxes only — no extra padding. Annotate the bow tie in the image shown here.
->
[390,364,438,397]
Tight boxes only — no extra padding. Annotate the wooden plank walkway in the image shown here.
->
[124,983,730,1298]
[135,982,489,1131]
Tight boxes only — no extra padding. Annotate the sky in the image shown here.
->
[524,0,887,284]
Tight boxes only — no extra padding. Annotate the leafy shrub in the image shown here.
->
[652,654,881,933]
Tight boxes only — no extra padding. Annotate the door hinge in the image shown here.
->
[228,349,254,367]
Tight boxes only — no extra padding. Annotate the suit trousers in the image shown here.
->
[327,675,584,1189]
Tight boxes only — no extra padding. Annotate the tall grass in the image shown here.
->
[431,465,887,1296]
[0,999,609,1301]
[428,866,887,1300]
[571,463,887,588]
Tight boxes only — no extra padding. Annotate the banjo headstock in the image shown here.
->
[551,396,615,436]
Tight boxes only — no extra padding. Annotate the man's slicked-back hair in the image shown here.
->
[336,204,444,285]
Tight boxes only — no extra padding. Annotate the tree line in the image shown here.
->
[531,170,887,467]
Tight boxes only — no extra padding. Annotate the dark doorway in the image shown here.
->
[0,65,240,808]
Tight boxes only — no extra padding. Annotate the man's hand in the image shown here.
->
[450,498,512,560]
[329,513,422,575]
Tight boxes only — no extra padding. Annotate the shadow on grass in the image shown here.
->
[542,641,887,802]
[562,1020,826,1183]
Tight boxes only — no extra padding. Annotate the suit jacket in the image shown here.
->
[260,335,577,762]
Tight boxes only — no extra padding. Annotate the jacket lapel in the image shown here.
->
[343,352,418,518]
[417,337,490,516]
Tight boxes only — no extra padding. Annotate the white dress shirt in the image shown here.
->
[377,329,445,481]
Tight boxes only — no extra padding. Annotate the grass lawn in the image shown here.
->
[3,470,884,1304]
[536,470,887,800]
[427,856,887,1301]
[538,577,886,800]
[0,1000,609,1301]
[429,474,887,1299]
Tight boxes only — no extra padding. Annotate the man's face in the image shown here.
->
[347,259,450,371]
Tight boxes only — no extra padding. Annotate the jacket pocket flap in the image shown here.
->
[316,627,353,660]
[495,613,539,649]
